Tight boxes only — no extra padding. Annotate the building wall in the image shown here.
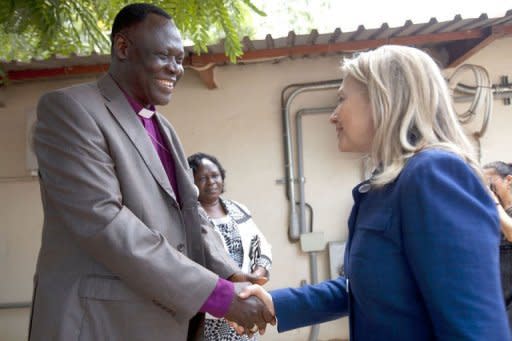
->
[0,37,510,340]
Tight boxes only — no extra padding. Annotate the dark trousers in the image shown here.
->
[188,313,205,341]
[500,245,512,330]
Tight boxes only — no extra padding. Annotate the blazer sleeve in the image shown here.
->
[398,151,510,339]
[34,90,222,323]
[271,277,349,332]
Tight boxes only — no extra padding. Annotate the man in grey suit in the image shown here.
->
[30,3,273,340]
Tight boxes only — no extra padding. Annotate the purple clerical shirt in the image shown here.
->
[123,95,180,202]
[121,87,234,318]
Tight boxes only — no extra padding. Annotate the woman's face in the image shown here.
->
[483,168,511,196]
[329,75,374,153]
[194,158,224,204]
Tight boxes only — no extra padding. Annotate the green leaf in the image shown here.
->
[0,0,266,63]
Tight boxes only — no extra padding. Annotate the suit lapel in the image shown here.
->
[154,114,196,207]
[97,75,178,205]
[155,114,206,265]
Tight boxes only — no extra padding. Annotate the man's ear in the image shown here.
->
[112,34,130,60]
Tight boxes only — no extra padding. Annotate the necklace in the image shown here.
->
[147,132,171,154]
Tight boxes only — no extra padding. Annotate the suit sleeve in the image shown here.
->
[34,90,222,322]
[398,152,510,339]
[271,277,349,332]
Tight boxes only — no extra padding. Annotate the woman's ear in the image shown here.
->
[505,174,512,187]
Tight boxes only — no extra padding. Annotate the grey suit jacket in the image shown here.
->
[30,74,238,340]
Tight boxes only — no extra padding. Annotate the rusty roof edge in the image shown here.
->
[2,10,511,74]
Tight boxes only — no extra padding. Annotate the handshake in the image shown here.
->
[224,282,276,337]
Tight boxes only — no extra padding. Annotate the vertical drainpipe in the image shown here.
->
[281,80,341,242]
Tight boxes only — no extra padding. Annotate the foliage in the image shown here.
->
[0,0,265,63]
[250,0,332,36]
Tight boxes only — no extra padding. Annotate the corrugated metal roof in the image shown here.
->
[3,53,110,71]
[2,10,511,74]
[188,11,511,55]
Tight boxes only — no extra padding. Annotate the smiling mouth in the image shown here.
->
[156,79,175,91]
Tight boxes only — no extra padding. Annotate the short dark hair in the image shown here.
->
[111,3,171,44]
[483,161,512,178]
[187,152,226,181]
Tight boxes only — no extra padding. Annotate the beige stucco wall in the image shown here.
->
[0,37,511,340]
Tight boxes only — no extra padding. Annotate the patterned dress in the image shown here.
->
[204,198,272,341]
[501,207,512,330]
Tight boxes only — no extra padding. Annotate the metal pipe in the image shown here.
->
[455,83,512,97]
[295,106,337,341]
[0,176,37,183]
[296,107,337,235]
[454,93,512,102]
[0,301,31,309]
[281,80,341,241]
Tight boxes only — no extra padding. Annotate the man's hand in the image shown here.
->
[239,285,274,315]
[229,272,267,285]
[224,283,275,337]
[229,284,276,335]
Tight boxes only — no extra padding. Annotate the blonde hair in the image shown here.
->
[341,45,479,186]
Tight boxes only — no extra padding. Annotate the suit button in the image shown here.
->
[177,243,185,252]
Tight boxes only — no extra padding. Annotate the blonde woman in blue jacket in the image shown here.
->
[236,45,510,340]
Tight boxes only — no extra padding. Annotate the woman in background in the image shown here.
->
[188,152,272,341]
[483,161,512,330]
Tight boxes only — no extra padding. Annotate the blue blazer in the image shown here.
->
[272,149,511,340]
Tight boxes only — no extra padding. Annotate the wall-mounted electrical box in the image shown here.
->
[300,232,325,252]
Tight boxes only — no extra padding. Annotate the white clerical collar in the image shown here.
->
[138,108,155,119]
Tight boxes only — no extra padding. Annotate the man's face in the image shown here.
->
[121,14,185,106]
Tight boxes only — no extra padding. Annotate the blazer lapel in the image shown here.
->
[155,114,207,264]
[97,75,178,205]
[154,114,196,207]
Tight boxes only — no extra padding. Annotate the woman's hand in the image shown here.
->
[229,272,268,285]
[251,266,269,285]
